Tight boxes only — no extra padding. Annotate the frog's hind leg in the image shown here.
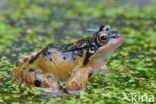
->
[12,52,59,92]
[25,68,59,91]
[12,52,38,83]
[12,67,59,92]
[66,66,93,94]
[15,52,38,67]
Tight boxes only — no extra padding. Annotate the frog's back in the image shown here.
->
[28,43,86,80]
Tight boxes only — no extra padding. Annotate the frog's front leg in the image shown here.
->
[66,66,93,93]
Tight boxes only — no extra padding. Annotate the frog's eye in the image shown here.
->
[98,33,109,42]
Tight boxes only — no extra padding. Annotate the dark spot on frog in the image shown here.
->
[50,58,52,61]
[29,52,40,64]
[23,67,26,70]
[23,57,28,62]
[30,54,34,59]
[63,57,66,60]
[42,46,57,57]
[48,52,51,54]
[34,79,41,87]
[88,71,93,78]
[42,52,46,56]
[83,58,89,65]
[29,68,35,72]
[83,44,98,65]
[43,51,49,56]
[42,47,55,61]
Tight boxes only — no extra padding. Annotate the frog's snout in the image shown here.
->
[108,31,120,39]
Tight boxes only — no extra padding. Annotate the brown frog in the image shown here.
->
[11,25,123,94]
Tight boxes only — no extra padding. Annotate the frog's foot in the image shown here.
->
[66,66,92,92]
[16,52,38,67]
[40,73,59,91]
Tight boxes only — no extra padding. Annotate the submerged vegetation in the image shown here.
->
[0,0,155,103]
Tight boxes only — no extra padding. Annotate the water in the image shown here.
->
[0,0,155,103]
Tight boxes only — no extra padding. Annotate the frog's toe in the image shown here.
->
[66,79,80,90]
[66,78,85,91]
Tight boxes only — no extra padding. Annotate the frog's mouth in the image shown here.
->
[95,34,124,57]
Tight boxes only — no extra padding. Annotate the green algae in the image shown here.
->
[0,0,156,103]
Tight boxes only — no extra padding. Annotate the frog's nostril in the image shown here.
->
[111,35,117,38]
[111,34,119,38]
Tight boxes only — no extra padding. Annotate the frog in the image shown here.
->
[11,25,123,94]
